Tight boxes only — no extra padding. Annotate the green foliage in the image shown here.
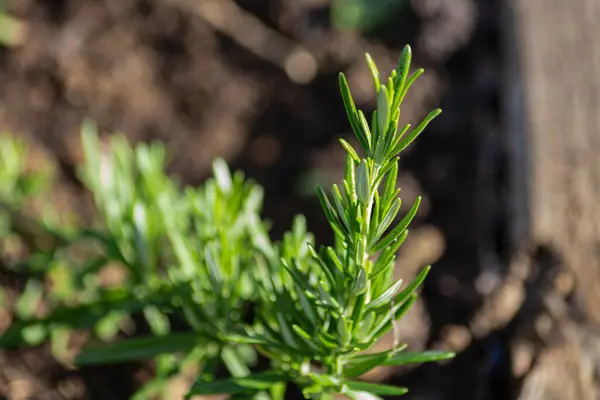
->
[0,46,453,399]
[0,5,27,48]
[331,0,409,33]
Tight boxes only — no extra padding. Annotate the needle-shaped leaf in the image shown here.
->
[292,328,321,353]
[282,260,312,294]
[186,371,290,397]
[372,196,420,253]
[398,68,424,105]
[377,85,390,145]
[380,162,398,207]
[332,184,350,231]
[212,158,233,193]
[370,294,417,340]
[370,230,408,280]
[357,111,373,152]
[390,123,411,153]
[277,313,299,349]
[355,311,375,341]
[366,278,403,310]
[365,53,381,93]
[317,282,340,310]
[343,349,395,378]
[351,268,368,296]
[391,109,441,156]
[339,73,370,151]
[337,317,350,345]
[205,245,223,290]
[394,266,431,305]
[317,185,345,235]
[375,198,401,242]
[356,160,370,205]
[75,333,201,365]
[344,155,357,204]
[345,381,408,396]
[0,288,170,348]
[395,45,412,96]
[384,350,455,366]
[326,246,344,272]
[339,139,361,164]
[296,286,318,326]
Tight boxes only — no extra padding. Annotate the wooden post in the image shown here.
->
[506,0,600,326]
[503,0,600,398]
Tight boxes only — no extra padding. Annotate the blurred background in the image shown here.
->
[0,0,599,399]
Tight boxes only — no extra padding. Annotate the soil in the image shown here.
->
[0,0,533,399]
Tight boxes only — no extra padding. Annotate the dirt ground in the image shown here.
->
[0,0,554,399]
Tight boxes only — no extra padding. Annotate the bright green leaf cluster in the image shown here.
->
[0,45,454,400]
[194,45,453,399]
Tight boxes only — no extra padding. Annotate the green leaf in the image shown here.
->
[94,310,127,341]
[326,246,344,272]
[391,109,441,156]
[380,161,398,205]
[296,286,318,326]
[345,381,408,396]
[75,332,201,365]
[339,73,370,152]
[221,345,252,377]
[277,313,299,349]
[212,158,233,193]
[344,155,357,204]
[399,68,424,103]
[282,260,312,293]
[365,53,381,93]
[372,157,397,187]
[291,324,321,351]
[317,281,340,310]
[395,45,412,95]
[15,279,44,320]
[186,371,289,397]
[357,111,373,152]
[370,294,417,340]
[375,197,401,242]
[332,184,350,232]
[356,160,370,205]
[377,85,390,144]
[343,349,395,378]
[337,317,349,344]
[205,245,223,290]
[344,390,384,400]
[317,185,344,234]
[50,326,71,361]
[355,311,375,341]
[0,287,172,348]
[21,324,46,346]
[366,278,403,310]
[384,350,455,366]
[143,305,170,337]
[339,139,361,163]
[370,230,408,280]
[372,196,420,253]
[394,266,430,305]
[351,268,367,296]
[389,124,411,156]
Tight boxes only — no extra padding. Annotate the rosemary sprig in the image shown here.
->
[210,45,455,400]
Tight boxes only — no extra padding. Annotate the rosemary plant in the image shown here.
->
[0,45,454,400]
[189,45,454,399]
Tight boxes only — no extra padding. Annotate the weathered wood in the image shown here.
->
[507,0,600,325]
[504,0,600,398]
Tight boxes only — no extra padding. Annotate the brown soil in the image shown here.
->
[0,0,544,399]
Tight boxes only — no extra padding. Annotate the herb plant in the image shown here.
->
[191,44,454,399]
[0,46,454,399]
